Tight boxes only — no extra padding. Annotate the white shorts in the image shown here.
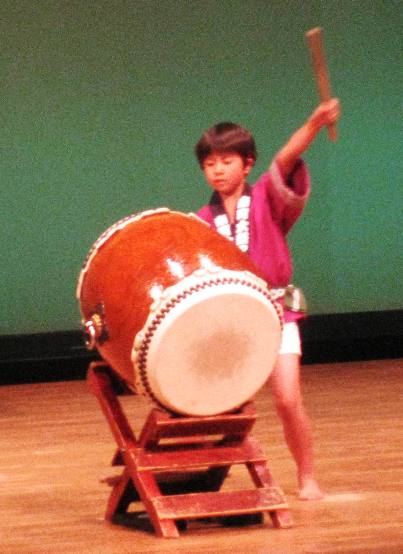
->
[278,322,302,356]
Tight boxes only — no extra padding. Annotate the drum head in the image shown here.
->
[135,280,281,416]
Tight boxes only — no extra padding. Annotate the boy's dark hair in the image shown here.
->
[195,122,257,167]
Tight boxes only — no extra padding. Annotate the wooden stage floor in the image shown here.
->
[1,359,402,553]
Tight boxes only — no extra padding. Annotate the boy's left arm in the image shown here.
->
[275,98,340,178]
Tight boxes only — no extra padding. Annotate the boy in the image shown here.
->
[195,99,340,500]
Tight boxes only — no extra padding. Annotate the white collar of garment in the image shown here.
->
[213,194,251,253]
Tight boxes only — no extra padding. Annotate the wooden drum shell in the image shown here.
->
[77,210,282,415]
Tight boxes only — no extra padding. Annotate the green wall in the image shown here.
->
[1,0,402,335]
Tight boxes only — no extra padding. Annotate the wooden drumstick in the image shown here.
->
[305,27,337,141]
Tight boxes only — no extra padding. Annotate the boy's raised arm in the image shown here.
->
[275,98,340,177]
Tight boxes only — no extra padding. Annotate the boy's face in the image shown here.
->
[202,151,253,197]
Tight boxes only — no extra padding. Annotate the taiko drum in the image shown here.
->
[77,209,282,416]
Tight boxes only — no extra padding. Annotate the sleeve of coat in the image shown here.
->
[256,158,311,235]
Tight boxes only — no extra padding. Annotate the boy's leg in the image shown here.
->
[270,352,323,500]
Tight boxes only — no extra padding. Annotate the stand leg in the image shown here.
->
[105,467,138,520]
[246,460,293,528]
[134,471,180,538]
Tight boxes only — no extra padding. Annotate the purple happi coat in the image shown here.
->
[196,158,310,322]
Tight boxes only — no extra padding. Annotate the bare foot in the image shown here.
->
[298,477,324,501]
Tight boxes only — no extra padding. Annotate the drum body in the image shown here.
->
[77,209,282,416]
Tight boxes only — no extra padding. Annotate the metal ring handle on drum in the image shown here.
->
[82,319,98,350]
[81,305,108,350]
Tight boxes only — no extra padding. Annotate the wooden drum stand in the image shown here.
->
[88,361,292,538]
